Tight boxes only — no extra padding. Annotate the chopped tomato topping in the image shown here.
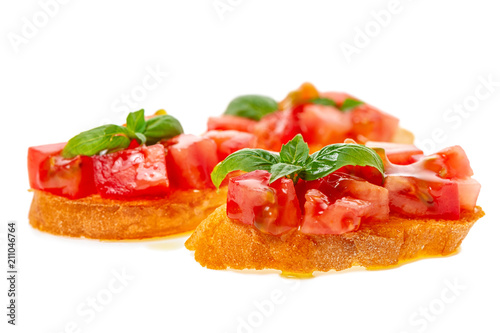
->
[301,189,370,235]
[381,145,477,219]
[420,145,473,179]
[456,178,481,210]
[203,130,257,161]
[93,144,168,199]
[227,170,274,226]
[253,108,302,151]
[349,104,399,142]
[265,178,302,235]
[384,174,460,219]
[207,115,257,133]
[298,104,352,149]
[164,134,218,189]
[295,173,389,221]
[227,171,301,235]
[28,143,96,199]
[366,141,424,165]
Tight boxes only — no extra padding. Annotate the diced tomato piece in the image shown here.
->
[227,171,301,235]
[164,134,218,189]
[298,104,352,149]
[456,178,481,210]
[203,130,257,161]
[295,173,389,220]
[264,178,302,235]
[380,143,479,217]
[384,175,460,219]
[342,176,390,220]
[227,170,277,226]
[93,144,168,199]
[253,108,302,151]
[301,189,371,235]
[207,115,257,133]
[349,104,399,142]
[28,143,96,199]
[320,92,353,106]
[421,146,473,180]
[366,141,424,165]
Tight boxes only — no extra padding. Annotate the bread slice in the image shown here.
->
[185,204,485,274]
[29,188,227,240]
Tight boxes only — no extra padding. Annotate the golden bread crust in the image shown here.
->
[185,205,485,273]
[29,188,227,240]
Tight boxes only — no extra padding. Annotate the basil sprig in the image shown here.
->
[143,114,184,145]
[211,134,384,188]
[62,109,183,158]
[311,97,364,111]
[224,95,278,121]
[340,98,364,111]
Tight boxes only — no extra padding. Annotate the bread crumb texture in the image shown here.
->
[185,205,485,273]
[29,188,227,240]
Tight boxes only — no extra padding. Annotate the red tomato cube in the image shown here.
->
[207,115,257,133]
[227,170,276,226]
[28,143,96,199]
[422,145,473,180]
[456,178,481,210]
[349,104,399,142]
[165,134,218,189]
[384,175,460,219]
[263,177,302,235]
[93,144,169,198]
[253,108,302,151]
[227,171,301,235]
[203,130,258,161]
[296,173,389,221]
[301,189,371,235]
[366,141,424,165]
[298,104,352,148]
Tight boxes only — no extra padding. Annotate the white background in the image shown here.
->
[1,1,500,332]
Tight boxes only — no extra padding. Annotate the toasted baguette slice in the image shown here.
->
[185,204,484,274]
[29,188,227,240]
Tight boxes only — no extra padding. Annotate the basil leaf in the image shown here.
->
[224,95,278,121]
[302,143,384,181]
[340,98,364,111]
[279,134,309,165]
[311,97,338,107]
[211,149,280,189]
[126,109,146,133]
[269,163,303,184]
[62,125,132,158]
[143,115,184,145]
[130,132,147,145]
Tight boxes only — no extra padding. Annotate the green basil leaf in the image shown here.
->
[211,149,280,189]
[340,98,364,111]
[279,134,309,165]
[143,115,184,145]
[224,95,278,121]
[301,143,384,181]
[126,109,146,133]
[62,125,132,158]
[310,97,338,107]
[130,132,147,145]
[269,163,303,184]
